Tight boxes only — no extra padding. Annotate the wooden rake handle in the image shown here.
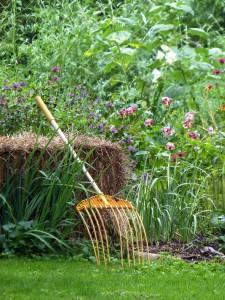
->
[35,95,109,205]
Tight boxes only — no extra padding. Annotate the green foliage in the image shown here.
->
[1,0,225,248]
[211,212,225,252]
[128,157,214,241]
[0,136,95,255]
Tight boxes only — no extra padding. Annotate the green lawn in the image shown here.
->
[0,257,225,300]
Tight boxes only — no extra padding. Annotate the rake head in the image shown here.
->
[76,195,149,266]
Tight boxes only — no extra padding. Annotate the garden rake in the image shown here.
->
[35,96,149,266]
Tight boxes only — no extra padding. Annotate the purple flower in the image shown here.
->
[144,172,151,179]
[3,79,9,83]
[166,142,175,151]
[128,146,137,153]
[119,140,126,145]
[51,66,60,71]
[18,82,27,86]
[109,125,118,133]
[105,102,114,107]
[98,123,105,131]
[144,118,154,126]
[67,93,74,97]
[11,83,20,88]
[126,135,134,144]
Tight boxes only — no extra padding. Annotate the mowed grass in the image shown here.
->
[0,257,225,300]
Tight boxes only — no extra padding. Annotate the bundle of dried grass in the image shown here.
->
[0,132,128,195]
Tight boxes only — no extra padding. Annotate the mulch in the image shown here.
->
[147,240,225,262]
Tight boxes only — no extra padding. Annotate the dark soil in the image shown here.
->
[147,239,225,262]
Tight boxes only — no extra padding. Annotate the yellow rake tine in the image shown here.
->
[125,208,139,265]
[89,206,107,266]
[114,206,131,267]
[94,207,111,263]
[133,209,149,263]
[108,207,124,266]
[84,207,100,264]
[78,211,100,265]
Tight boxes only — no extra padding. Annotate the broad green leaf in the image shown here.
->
[164,85,190,99]
[179,46,196,59]
[167,3,194,15]
[149,6,162,13]
[107,31,131,44]
[190,62,213,71]
[208,48,222,56]
[188,28,208,37]
[120,47,136,55]
[147,24,174,37]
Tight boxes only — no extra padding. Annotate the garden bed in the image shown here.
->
[145,239,225,262]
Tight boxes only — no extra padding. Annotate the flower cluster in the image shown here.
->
[161,97,173,108]
[162,125,175,136]
[51,66,60,71]
[171,151,185,162]
[183,112,195,129]
[166,142,175,151]
[156,45,177,64]
[188,130,199,140]
[118,105,136,116]
[144,118,154,126]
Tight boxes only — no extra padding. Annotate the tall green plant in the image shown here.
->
[0,136,95,255]
[128,155,215,242]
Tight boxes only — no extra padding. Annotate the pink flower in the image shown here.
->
[185,112,195,121]
[118,106,136,117]
[212,69,221,74]
[51,66,60,71]
[119,108,127,116]
[127,106,136,114]
[183,112,195,128]
[218,58,225,64]
[177,151,185,158]
[162,126,175,136]
[183,120,192,129]
[188,130,199,140]
[162,97,173,108]
[166,142,175,151]
[144,119,154,126]
[207,126,214,134]
[171,154,178,162]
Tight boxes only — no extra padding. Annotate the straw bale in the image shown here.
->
[0,132,128,195]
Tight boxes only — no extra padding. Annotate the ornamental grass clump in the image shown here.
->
[128,157,215,242]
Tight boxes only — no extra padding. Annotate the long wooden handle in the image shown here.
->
[35,96,54,122]
[35,95,110,205]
